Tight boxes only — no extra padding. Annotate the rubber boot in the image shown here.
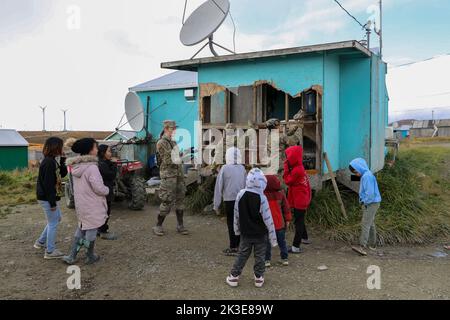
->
[152,214,166,236]
[62,237,82,265]
[176,210,189,235]
[85,240,100,265]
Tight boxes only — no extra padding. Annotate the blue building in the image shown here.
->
[129,70,198,152]
[130,40,388,188]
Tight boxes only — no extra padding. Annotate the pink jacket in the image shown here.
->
[67,155,109,230]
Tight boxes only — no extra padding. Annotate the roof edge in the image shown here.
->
[161,40,372,71]
[129,83,198,93]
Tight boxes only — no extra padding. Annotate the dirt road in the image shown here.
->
[0,203,448,300]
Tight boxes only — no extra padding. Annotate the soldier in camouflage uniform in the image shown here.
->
[266,111,304,172]
[153,120,188,236]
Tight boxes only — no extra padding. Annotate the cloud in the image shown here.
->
[104,30,153,58]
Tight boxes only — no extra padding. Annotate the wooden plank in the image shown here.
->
[324,152,348,219]
[285,93,289,133]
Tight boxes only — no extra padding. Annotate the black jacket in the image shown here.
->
[238,191,267,237]
[98,159,117,201]
[36,156,68,208]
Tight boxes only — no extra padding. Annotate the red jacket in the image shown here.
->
[264,175,292,230]
[283,146,312,210]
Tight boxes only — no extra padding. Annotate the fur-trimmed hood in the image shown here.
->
[66,155,99,178]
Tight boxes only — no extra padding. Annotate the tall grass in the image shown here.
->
[0,168,38,212]
[308,145,450,244]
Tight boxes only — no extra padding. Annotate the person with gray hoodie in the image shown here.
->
[214,147,247,256]
[226,168,277,288]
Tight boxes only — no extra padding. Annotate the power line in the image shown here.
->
[333,0,366,29]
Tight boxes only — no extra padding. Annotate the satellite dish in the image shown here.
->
[180,0,235,58]
[125,92,145,132]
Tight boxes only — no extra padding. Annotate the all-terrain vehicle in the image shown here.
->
[65,158,147,211]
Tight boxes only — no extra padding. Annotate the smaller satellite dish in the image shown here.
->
[125,92,145,132]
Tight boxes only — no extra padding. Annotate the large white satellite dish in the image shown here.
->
[125,91,145,132]
[180,0,235,58]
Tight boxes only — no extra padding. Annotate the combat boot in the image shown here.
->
[176,210,189,235]
[152,214,166,236]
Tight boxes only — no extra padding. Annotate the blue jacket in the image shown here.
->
[350,158,382,205]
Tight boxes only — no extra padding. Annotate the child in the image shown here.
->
[34,137,68,259]
[63,138,110,265]
[264,175,291,267]
[349,158,382,256]
[226,168,277,288]
[97,145,118,240]
[213,147,247,256]
[283,146,312,254]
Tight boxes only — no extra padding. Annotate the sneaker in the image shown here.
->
[302,239,312,245]
[288,246,303,254]
[33,241,45,250]
[254,275,265,288]
[177,226,189,235]
[265,261,272,268]
[368,246,377,251]
[226,274,239,287]
[152,226,165,236]
[280,259,289,266]
[99,232,118,240]
[352,246,368,256]
[44,249,64,260]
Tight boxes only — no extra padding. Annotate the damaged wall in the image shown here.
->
[197,53,324,97]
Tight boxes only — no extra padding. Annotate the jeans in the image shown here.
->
[224,201,240,249]
[360,203,380,247]
[231,235,267,278]
[37,200,62,253]
[293,209,308,248]
[266,229,288,261]
[75,227,98,242]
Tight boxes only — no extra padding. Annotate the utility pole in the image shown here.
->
[379,0,383,58]
[39,106,47,131]
[62,109,68,131]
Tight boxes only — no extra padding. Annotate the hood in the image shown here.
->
[245,168,267,194]
[265,175,281,192]
[285,145,304,167]
[350,158,370,175]
[225,147,242,165]
[66,155,98,178]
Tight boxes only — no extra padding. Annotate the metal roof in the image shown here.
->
[395,125,411,131]
[0,129,29,147]
[161,40,372,71]
[104,130,137,141]
[129,71,198,92]
[412,119,450,129]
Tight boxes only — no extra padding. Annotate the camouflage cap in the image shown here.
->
[163,120,178,129]
[266,118,281,129]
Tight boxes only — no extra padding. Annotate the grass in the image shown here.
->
[0,168,38,215]
[308,143,450,245]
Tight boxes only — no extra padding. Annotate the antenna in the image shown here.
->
[62,109,68,132]
[180,0,235,59]
[39,106,47,132]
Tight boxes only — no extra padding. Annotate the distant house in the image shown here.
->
[410,119,450,138]
[0,129,29,171]
[104,130,137,142]
[129,70,198,151]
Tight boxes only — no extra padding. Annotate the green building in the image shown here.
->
[0,129,29,171]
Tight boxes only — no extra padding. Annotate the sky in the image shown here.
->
[1,0,450,131]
